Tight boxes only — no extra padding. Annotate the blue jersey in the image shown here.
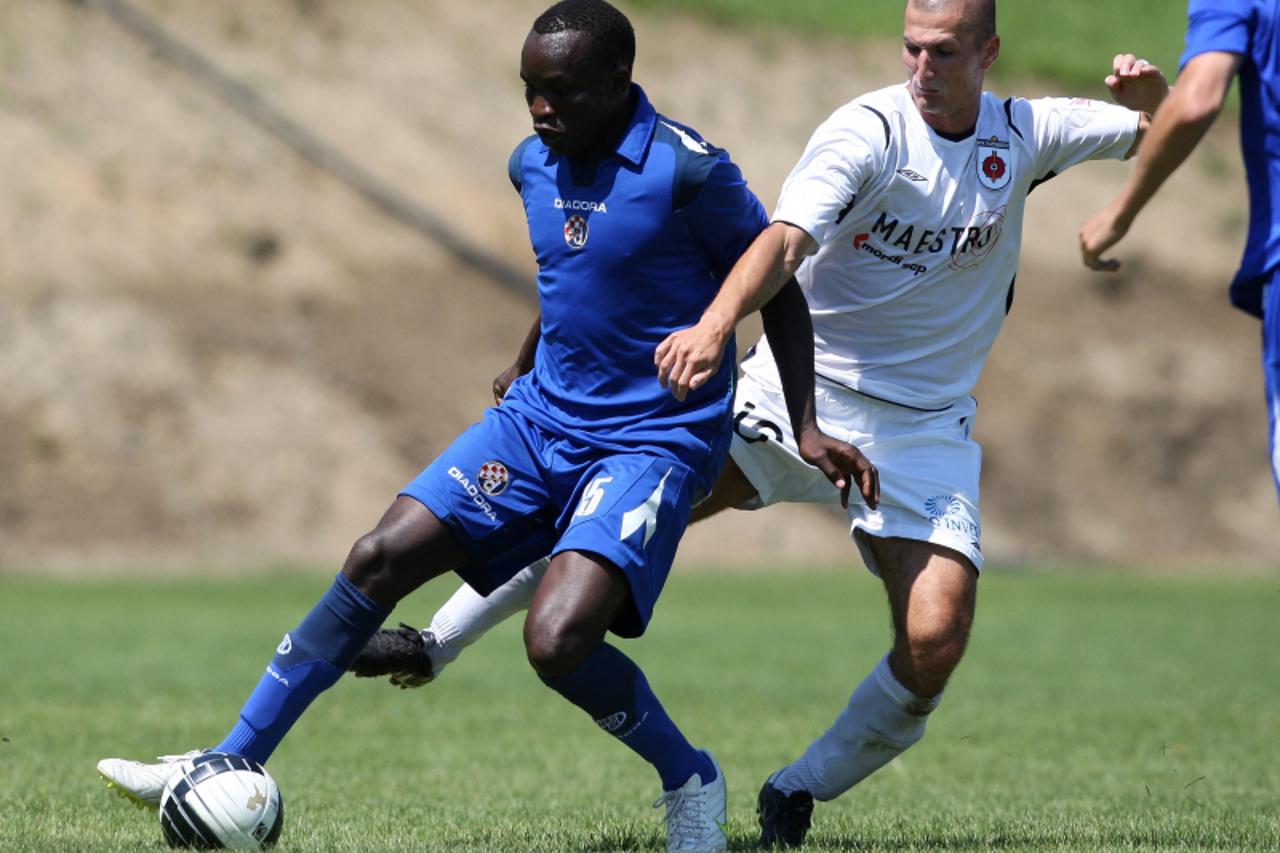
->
[1183,0,1280,318]
[502,85,769,487]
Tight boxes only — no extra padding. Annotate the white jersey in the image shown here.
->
[749,83,1139,410]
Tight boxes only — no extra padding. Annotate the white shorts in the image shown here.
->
[729,368,983,574]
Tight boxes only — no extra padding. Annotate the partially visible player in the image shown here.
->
[94,2,876,849]
[348,0,1172,847]
[1081,0,1280,503]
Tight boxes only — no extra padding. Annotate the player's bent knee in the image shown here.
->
[523,617,596,679]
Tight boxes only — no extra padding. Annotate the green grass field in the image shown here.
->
[3,568,1278,851]
[631,0,1189,93]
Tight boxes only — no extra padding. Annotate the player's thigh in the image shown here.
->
[690,457,759,522]
[847,396,984,574]
[343,495,470,604]
[555,453,698,638]
[400,407,561,595]
[860,532,978,648]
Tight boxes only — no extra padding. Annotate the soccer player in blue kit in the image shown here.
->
[1081,0,1280,504]
[95,2,877,849]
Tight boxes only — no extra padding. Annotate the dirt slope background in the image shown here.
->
[3,0,1277,574]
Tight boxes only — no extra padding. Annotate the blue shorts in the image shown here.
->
[401,404,700,637]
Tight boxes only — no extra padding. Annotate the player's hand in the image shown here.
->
[796,426,879,510]
[492,365,521,405]
[1106,54,1168,115]
[655,315,733,401]
[1079,203,1130,272]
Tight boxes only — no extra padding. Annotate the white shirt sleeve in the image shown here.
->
[772,103,887,248]
[1024,97,1139,180]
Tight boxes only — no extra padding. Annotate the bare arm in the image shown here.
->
[1081,51,1240,271]
[654,221,815,399]
[492,314,540,404]
[760,276,879,508]
[655,221,879,507]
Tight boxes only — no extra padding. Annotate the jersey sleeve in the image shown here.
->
[683,155,770,280]
[507,135,539,192]
[771,104,887,249]
[1181,0,1250,69]
[1023,97,1139,181]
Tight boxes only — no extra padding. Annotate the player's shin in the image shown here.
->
[216,572,390,763]
[540,642,716,791]
[771,655,938,800]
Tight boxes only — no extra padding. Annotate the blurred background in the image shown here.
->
[3,0,1277,575]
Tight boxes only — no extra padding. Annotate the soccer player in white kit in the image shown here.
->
[352,0,1169,845]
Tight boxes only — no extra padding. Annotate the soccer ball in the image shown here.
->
[159,752,284,849]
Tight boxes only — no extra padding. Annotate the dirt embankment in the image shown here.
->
[3,1,1276,574]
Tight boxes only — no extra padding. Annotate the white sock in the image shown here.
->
[425,557,549,673]
[771,654,939,801]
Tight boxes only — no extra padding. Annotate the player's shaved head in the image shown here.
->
[906,0,996,44]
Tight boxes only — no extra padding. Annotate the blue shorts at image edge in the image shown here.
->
[400,403,704,638]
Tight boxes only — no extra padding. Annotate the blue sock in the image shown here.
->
[215,573,390,763]
[541,643,715,791]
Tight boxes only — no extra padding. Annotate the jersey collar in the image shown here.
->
[613,84,657,167]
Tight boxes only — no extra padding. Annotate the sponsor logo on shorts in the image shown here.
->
[477,461,511,496]
[924,494,980,542]
[733,401,783,444]
[564,214,589,249]
[276,633,292,655]
[448,466,499,523]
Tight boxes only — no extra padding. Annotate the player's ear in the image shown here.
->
[980,35,1000,70]
[607,64,631,99]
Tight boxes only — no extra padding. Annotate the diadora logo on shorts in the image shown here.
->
[976,135,1011,190]
[276,633,292,655]
[477,461,511,497]
[448,466,499,522]
[595,711,628,733]
[563,214,589,249]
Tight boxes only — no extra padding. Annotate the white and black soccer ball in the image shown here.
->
[159,752,284,850]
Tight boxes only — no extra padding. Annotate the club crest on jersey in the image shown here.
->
[563,214,589,249]
[976,135,1011,190]
[478,461,511,496]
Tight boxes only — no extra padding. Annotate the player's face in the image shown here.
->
[902,3,999,134]
[520,29,631,158]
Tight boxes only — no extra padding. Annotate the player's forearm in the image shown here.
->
[760,278,819,438]
[1112,98,1216,226]
[1113,58,1233,224]
[700,223,806,339]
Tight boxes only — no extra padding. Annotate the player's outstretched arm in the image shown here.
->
[493,314,541,403]
[656,222,813,401]
[1080,51,1239,271]
[762,277,879,510]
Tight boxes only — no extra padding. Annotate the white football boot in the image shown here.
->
[653,751,728,852]
[96,749,204,810]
